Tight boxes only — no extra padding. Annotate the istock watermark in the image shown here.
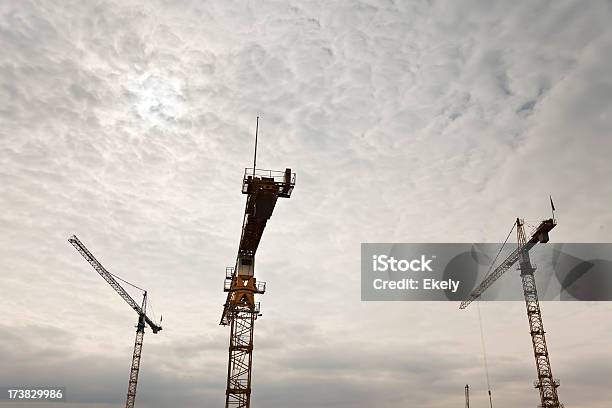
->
[371,254,434,272]
[361,243,612,301]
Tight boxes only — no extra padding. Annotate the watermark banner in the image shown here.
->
[361,243,612,301]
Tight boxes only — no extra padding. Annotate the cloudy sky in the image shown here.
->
[1,0,611,407]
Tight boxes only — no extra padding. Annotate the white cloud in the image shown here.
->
[1,0,611,407]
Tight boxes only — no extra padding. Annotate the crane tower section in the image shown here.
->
[516,219,561,408]
[221,167,295,408]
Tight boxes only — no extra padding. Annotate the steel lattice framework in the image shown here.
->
[221,168,295,408]
[460,218,563,408]
[126,315,146,408]
[225,308,256,408]
[517,221,562,408]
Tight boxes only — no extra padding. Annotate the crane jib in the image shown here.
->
[68,235,162,333]
[459,219,556,309]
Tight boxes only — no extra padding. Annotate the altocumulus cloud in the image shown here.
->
[1,1,611,407]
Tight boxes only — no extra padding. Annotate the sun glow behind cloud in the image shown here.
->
[125,72,186,129]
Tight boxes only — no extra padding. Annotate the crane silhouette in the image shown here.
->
[69,235,162,408]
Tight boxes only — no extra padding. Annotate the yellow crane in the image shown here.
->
[220,118,295,408]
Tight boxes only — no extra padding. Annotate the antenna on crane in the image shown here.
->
[253,116,259,177]
[550,195,556,223]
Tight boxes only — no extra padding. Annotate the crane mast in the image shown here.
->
[126,295,147,408]
[68,235,162,408]
[221,167,295,408]
[516,219,561,407]
[460,218,562,408]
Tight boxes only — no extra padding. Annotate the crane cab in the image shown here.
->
[237,256,254,277]
[534,218,556,243]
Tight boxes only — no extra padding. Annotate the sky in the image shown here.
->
[1,0,611,407]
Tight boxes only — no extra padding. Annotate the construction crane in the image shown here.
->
[68,235,162,408]
[465,384,470,408]
[220,166,295,408]
[218,124,295,408]
[460,215,562,408]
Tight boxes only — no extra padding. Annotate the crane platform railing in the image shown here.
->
[242,168,296,197]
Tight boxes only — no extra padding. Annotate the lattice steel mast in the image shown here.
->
[460,216,562,408]
[517,219,561,407]
[126,296,147,408]
[220,163,295,408]
[69,235,162,408]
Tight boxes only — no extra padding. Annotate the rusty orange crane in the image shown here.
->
[220,119,296,408]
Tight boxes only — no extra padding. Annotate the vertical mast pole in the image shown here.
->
[253,117,259,177]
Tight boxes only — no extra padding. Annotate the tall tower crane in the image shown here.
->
[220,166,295,408]
[460,217,562,408]
[68,235,162,408]
[465,384,470,408]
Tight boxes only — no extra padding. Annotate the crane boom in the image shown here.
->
[459,219,556,309]
[68,235,161,333]
[220,168,295,325]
